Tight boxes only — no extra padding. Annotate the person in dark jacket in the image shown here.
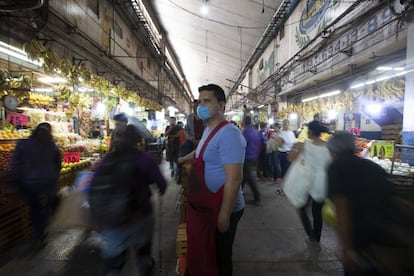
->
[97,124,167,276]
[10,122,61,247]
[327,131,414,275]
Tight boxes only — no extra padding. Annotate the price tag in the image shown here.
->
[6,113,29,126]
[64,152,80,163]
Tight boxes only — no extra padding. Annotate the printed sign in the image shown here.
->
[370,140,394,159]
[64,152,80,163]
[6,113,29,126]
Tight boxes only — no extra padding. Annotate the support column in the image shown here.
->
[402,21,414,163]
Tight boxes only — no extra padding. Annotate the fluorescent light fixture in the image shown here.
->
[258,104,264,108]
[31,88,53,93]
[393,67,405,71]
[0,41,42,66]
[350,83,365,89]
[375,75,392,82]
[78,87,94,92]
[302,96,318,103]
[394,71,407,77]
[38,76,67,83]
[365,80,376,85]
[302,90,341,103]
[250,110,254,114]
[377,66,392,71]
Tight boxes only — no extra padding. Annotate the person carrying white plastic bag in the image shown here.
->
[282,120,331,243]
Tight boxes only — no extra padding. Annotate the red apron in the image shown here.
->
[186,121,228,276]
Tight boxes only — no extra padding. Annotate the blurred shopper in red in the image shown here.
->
[327,131,414,276]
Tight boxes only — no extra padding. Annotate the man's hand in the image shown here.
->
[217,210,230,232]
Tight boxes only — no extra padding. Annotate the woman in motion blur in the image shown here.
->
[288,120,331,243]
[94,125,167,276]
[10,122,61,248]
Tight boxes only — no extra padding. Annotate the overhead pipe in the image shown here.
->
[0,0,44,12]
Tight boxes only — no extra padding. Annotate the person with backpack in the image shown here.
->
[89,124,167,276]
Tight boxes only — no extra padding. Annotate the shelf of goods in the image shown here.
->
[0,138,31,252]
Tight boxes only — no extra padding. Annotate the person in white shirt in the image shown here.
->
[276,119,296,177]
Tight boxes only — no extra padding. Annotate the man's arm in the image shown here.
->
[217,163,243,232]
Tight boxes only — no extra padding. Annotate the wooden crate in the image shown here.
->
[0,198,31,251]
[381,124,402,140]
[176,223,187,256]
[179,195,187,224]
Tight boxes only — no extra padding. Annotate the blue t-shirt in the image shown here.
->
[195,123,246,212]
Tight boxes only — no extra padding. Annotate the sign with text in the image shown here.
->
[64,152,80,163]
[6,113,29,126]
[370,140,394,159]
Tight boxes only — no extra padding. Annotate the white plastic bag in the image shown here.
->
[282,147,311,208]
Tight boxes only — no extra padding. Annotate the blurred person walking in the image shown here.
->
[287,121,331,243]
[242,115,262,205]
[327,131,414,276]
[10,122,61,247]
[266,124,282,182]
[90,125,167,276]
[277,119,296,178]
[165,117,180,176]
[179,84,245,276]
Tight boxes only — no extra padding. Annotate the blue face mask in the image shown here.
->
[197,105,211,120]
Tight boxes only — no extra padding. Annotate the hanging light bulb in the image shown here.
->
[200,0,208,15]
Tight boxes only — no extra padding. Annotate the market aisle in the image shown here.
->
[0,160,343,276]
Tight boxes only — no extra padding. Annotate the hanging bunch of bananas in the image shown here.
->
[23,40,46,62]
[41,50,63,74]
[0,69,11,88]
[87,75,111,97]
[29,92,54,106]
[58,84,71,102]
[78,64,91,83]
[68,92,80,108]
[78,93,92,109]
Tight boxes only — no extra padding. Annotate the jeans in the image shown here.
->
[278,152,291,178]
[216,209,244,276]
[298,197,323,242]
[242,159,261,202]
[267,151,281,179]
[100,215,154,276]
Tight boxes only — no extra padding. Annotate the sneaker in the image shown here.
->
[275,178,282,184]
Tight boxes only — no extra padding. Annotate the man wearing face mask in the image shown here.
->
[178,84,246,276]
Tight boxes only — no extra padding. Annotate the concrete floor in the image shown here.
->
[0,160,344,275]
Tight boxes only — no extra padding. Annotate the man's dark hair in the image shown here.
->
[243,115,252,126]
[114,113,128,123]
[198,83,226,103]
